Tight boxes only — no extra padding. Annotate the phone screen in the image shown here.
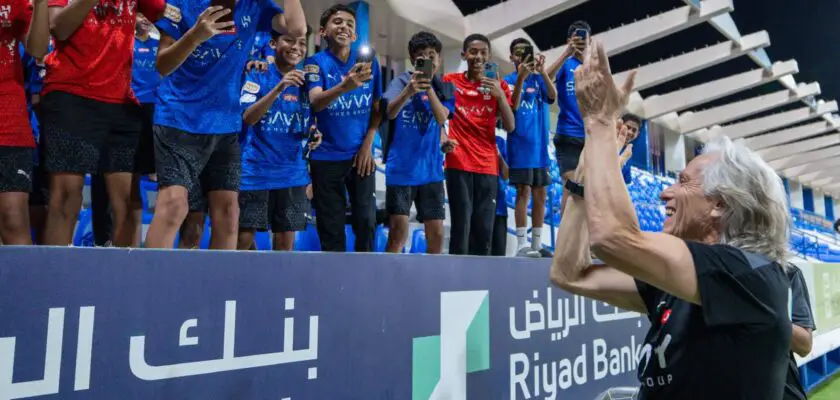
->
[210,0,235,24]
[575,29,589,39]
[358,46,374,63]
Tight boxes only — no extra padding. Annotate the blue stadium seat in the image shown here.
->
[345,224,356,252]
[73,208,94,247]
[375,226,389,252]
[410,228,427,254]
[295,224,320,251]
[255,231,271,250]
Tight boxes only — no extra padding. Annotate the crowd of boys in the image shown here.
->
[2,0,642,257]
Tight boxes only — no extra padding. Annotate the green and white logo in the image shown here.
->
[412,291,490,400]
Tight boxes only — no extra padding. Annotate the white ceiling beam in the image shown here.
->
[714,101,838,139]
[676,82,821,133]
[467,0,590,40]
[542,0,733,64]
[782,157,840,177]
[768,145,840,170]
[617,31,769,95]
[811,177,838,187]
[744,120,836,150]
[757,133,840,162]
[642,60,797,119]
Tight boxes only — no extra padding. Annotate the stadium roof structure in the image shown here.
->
[300,0,840,197]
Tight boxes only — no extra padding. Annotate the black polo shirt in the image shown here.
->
[634,242,791,400]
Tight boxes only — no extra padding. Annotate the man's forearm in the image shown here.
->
[551,195,593,284]
[791,324,813,357]
[583,121,640,246]
[26,0,50,58]
[541,70,557,101]
[273,0,305,37]
[310,83,349,112]
[243,86,283,126]
[157,32,203,76]
[547,51,571,82]
[510,74,526,112]
[426,89,449,124]
[386,86,413,120]
[48,0,98,41]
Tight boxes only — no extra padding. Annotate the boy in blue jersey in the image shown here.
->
[505,38,557,258]
[382,32,452,254]
[146,0,305,249]
[491,135,510,256]
[620,113,641,184]
[303,4,382,252]
[237,29,321,251]
[547,20,589,219]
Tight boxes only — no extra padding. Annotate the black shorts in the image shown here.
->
[135,103,156,174]
[509,167,550,187]
[40,91,143,174]
[386,181,446,222]
[153,125,241,208]
[0,146,34,193]
[239,186,310,232]
[554,134,585,175]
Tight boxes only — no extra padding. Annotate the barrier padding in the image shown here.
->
[0,247,648,399]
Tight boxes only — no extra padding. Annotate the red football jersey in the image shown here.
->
[443,72,512,176]
[43,0,165,104]
[0,0,35,147]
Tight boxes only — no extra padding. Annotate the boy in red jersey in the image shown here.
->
[443,34,515,255]
[0,0,50,245]
[40,0,165,247]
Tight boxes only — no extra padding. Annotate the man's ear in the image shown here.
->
[710,199,726,219]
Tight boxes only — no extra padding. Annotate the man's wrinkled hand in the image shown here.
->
[574,40,637,125]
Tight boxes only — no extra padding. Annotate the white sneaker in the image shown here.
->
[516,247,541,258]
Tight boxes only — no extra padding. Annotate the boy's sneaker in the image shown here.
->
[517,246,541,258]
[538,248,553,258]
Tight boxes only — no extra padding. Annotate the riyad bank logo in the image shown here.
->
[411,291,490,400]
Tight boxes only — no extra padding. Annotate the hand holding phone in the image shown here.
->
[416,58,434,80]
[191,5,236,43]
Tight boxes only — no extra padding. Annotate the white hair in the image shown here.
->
[700,135,790,262]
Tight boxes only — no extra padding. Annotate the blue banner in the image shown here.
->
[0,248,649,399]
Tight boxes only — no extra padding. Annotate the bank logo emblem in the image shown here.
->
[411,291,490,400]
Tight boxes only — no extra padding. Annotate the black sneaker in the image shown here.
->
[539,248,553,258]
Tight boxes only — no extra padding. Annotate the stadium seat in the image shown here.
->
[255,231,271,250]
[295,224,321,251]
[374,225,389,252]
[73,208,94,247]
[410,228,427,254]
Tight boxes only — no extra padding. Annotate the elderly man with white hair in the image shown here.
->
[551,40,791,400]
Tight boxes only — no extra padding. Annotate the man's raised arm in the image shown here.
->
[271,0,305,38]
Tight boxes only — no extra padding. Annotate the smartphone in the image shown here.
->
[520,45,534,64]
[357,45,375,64]
[484,62,498,79]
[210,0,235,24]
[575,28,589,39]
[416,58,434,80]
[303,127,318,160]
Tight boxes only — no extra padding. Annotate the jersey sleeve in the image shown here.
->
[157,0,187,41]
[239,71,262,108]
[303,56,325,92]
[383,73,407,104]
[499,79,513,107]
[788,267,816,330]
[257,0,283,33]
[687,241,786,328]
[138,0,166,22]
[15,0,33,42]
